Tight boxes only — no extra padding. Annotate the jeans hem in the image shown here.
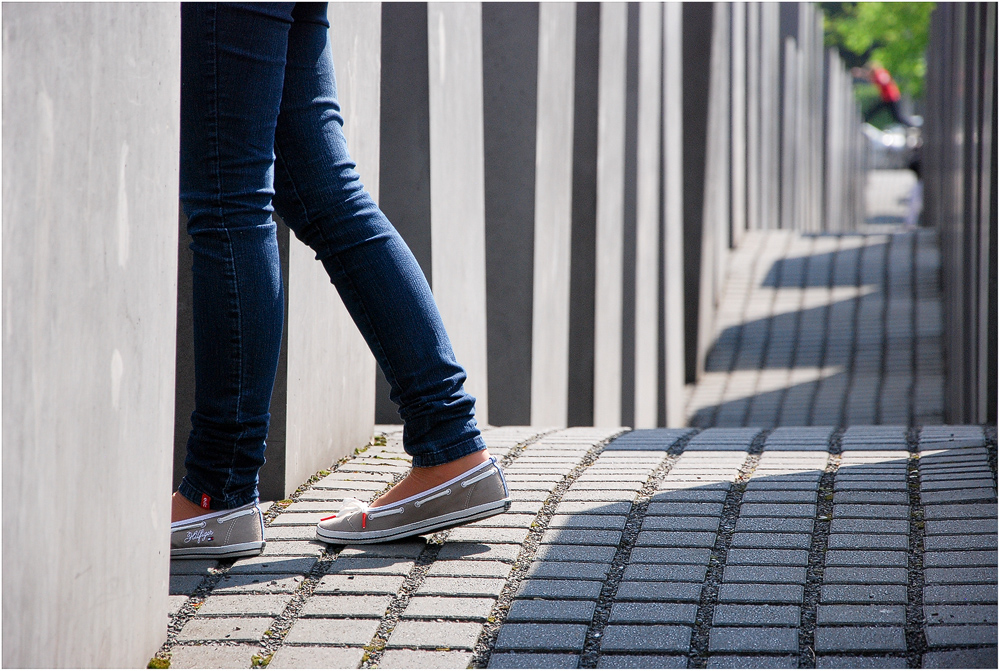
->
[178,477,259,511]
[409,434,487,468]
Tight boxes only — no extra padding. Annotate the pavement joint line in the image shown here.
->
[688,429,769,669]
[471,429,629,669]
[798,428,842,668]
[360,428,560,669]
[906,426,928,668]
[577,430,697,669]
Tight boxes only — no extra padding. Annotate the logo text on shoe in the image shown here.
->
[185,528,215,544]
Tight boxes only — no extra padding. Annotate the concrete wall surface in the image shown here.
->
[2,3,181,666]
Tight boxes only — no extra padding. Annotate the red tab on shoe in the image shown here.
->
[200,494,211,509]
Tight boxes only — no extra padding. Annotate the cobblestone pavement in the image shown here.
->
[685,226,943,429]
[158,425,996,669]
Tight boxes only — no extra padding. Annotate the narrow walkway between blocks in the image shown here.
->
[158,424,997,669]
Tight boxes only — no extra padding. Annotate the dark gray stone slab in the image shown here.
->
[827,534,908,551]
[600,625,691,653]
[708,655,798,668]
[924,567,998,585]
[921,489,997,504]
[629,547,712,564]
[821,585,907,604]
[494,623,589,652]
[730,533,811,549]
[526,562,611,581]
[597,655,687,668]
[636,531,717,548]
[924,550,998,568]
[516,579,604,600]
[924,605,998,625]
[489,653,580,668]
[609,602,698,625]
[816,655,907,668]
[616,582,704,602]
[923,584,998,604]
[816,605,906,625]
[833,491,909,505]
[835,480,907,491]
[541,529,622,546]
[814,627,906,653]
[555,501,632,516]
[548,515,628,530]
[726,549,809,566]
[722,566,807,584]
[535,545,619,563]
[924,534,998,551]
[708,627,798,653]
[824,551,908,568]
[718,583,803,604]
[922,503,997,519]
[739,503,816,517]
[506,599,597,623]
[829,519,909,535]
[735,518,814,533]
[925,519,998,535]
[623,564,707,582]
[712,604,800,626]
[642,517,720,532]
[921,647,998,669]
[832,505,908,519]
[921,479,996,491]
[823,567,908,585]
[742,490,818,503]
[925,625,998,647]
[650,490,728,503]
[646,502,725,516]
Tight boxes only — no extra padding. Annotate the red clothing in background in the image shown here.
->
[872,66,901,103]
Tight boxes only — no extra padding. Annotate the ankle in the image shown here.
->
[172,491,209,523]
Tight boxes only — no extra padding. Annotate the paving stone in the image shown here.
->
[735,518,814,533]
[823,567,908,585]
[821,585,907,604]
[623,564,707,582]
[616,581,704,602]
[495,623,589,652]
[923,584,998,604]
[924,534,998,551]
[170,574,206,596]
[168,594,189,616]
[170,559,218,576]
[507,599,597,623]
[378,649,474,668]
[922,503,997,519]
[399,596,492,622]
[313,573,405,595]
[921,478,996,490]
[712,604,800,626]
[746,480,821,491]
[829,519,908,534]
[526,561,611,581]
[535,544,618,563]
[827,534,908,551]
[169,644,257,668]
[824,551,907,567]
[833,491,909,505]
[650,490,728,503]
[730,533,811,549]
[707,655,798,668]
[717,583,803,604]
[555,501,633,516]
[560,491,637,502]
[427,560,513,578]
[646,502,725,516]
[636,531,717,548]
[722,566,807,584]
[516,579,604,600]
[541,529,622,546]
[924,550,998,568]
[548,515,627,530]
[213,573,304,594]
[448,527,530,544]
[921,488,997,504]
[833,504,908,519]
[739,503,816,517]
[642,517,721,532]
[338,541,428,559]
[387,620,483,649]
[228,555,316,575]
[629,547,712,564]
[261,540,326,557]
[437,542,522,562]
[925,624,998,647]
[815,655,907,669]
[921,647,998,669]
[601,625,691,653]
[742,490,818,503]
[726,549,809,566]
[267,646,365,669]
[816,605,905,625]
[417,577,507,598]
[197,594,290,617]
[488,653,580,668]
[598,655,688,668]
[283,618,381,645]
[327,557,414,575]
[177,617,272,642]
[924,604,998,625]
[609,602,698,625]
[814,627,906,653]
[708,627,798,653]
[924,518,997,535]
[298,594,392,618]
[924,567,997,584]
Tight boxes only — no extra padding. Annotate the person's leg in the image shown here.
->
[270,3,490,505]
[176,2,296,521]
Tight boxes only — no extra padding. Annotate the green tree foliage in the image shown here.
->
[821,2,935,99]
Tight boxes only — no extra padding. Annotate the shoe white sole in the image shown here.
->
[170,540,266,560]
[316,497,511,545]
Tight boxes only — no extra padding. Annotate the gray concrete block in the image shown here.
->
[616,582,704,603]
[924,534,998,551]
[636,531,717,548]
[712,605,800,627]
[527,562,611,581]
[923,584,998,604]
[708,627,799,653]
[726,549,809,566]
[549,515,628,530]
[827,534,909,551]
[507,599,597,623]
[386,620,483,649]
[651,489,729,503]
[283,618,380,645]
[924,550,998,568]
[642,517,721,532]
[169,645,257,669]
[401,596,495,622]
[924,605,999,625]
[213,573,304,594]
[739,503,817,517]
[379,649,474,669]
[517,579,604,600]
[313,573,405,595]
[417,577,508,598]
[925,625,998,647]
[708,655,798,669]
[629,547,712,564]
[601,625,691,653]
[556,501,633,516]
[815,655,907,669]
[495,623,589,652]
[718,584,804,604]
[825,551,908,568]
[177,617,272,643]
[734,518,814,533]
[730,533,811,549]
[924,567,998,585]
[535,545,619,563]
[609,602,698,625]
[722,566,807,584]
[832,504,909,519]
[427,560,514,579]
[823,567,908,585]
[598,655,687,668]
[742,490,818,503]
[829,519,909,535]
[198,594,291,617]
[816,605,905,626]
[541,529,623,546]
[623,564,708,583]
[821,585,907,604]
[814,627,907,653]
[647,502,725,516]
[437,542,523,562]
[489,653,580,668]
[267,646,365,669]
[921,647,998,669]
[924,519,998,535]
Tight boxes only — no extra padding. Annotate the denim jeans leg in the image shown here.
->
[270,4,485,467]
[178,2,295,510]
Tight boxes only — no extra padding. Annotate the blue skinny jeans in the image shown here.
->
[178,2,484,510]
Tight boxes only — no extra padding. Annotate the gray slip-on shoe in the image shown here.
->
[315,457,511,544]
[170,501,265,559]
